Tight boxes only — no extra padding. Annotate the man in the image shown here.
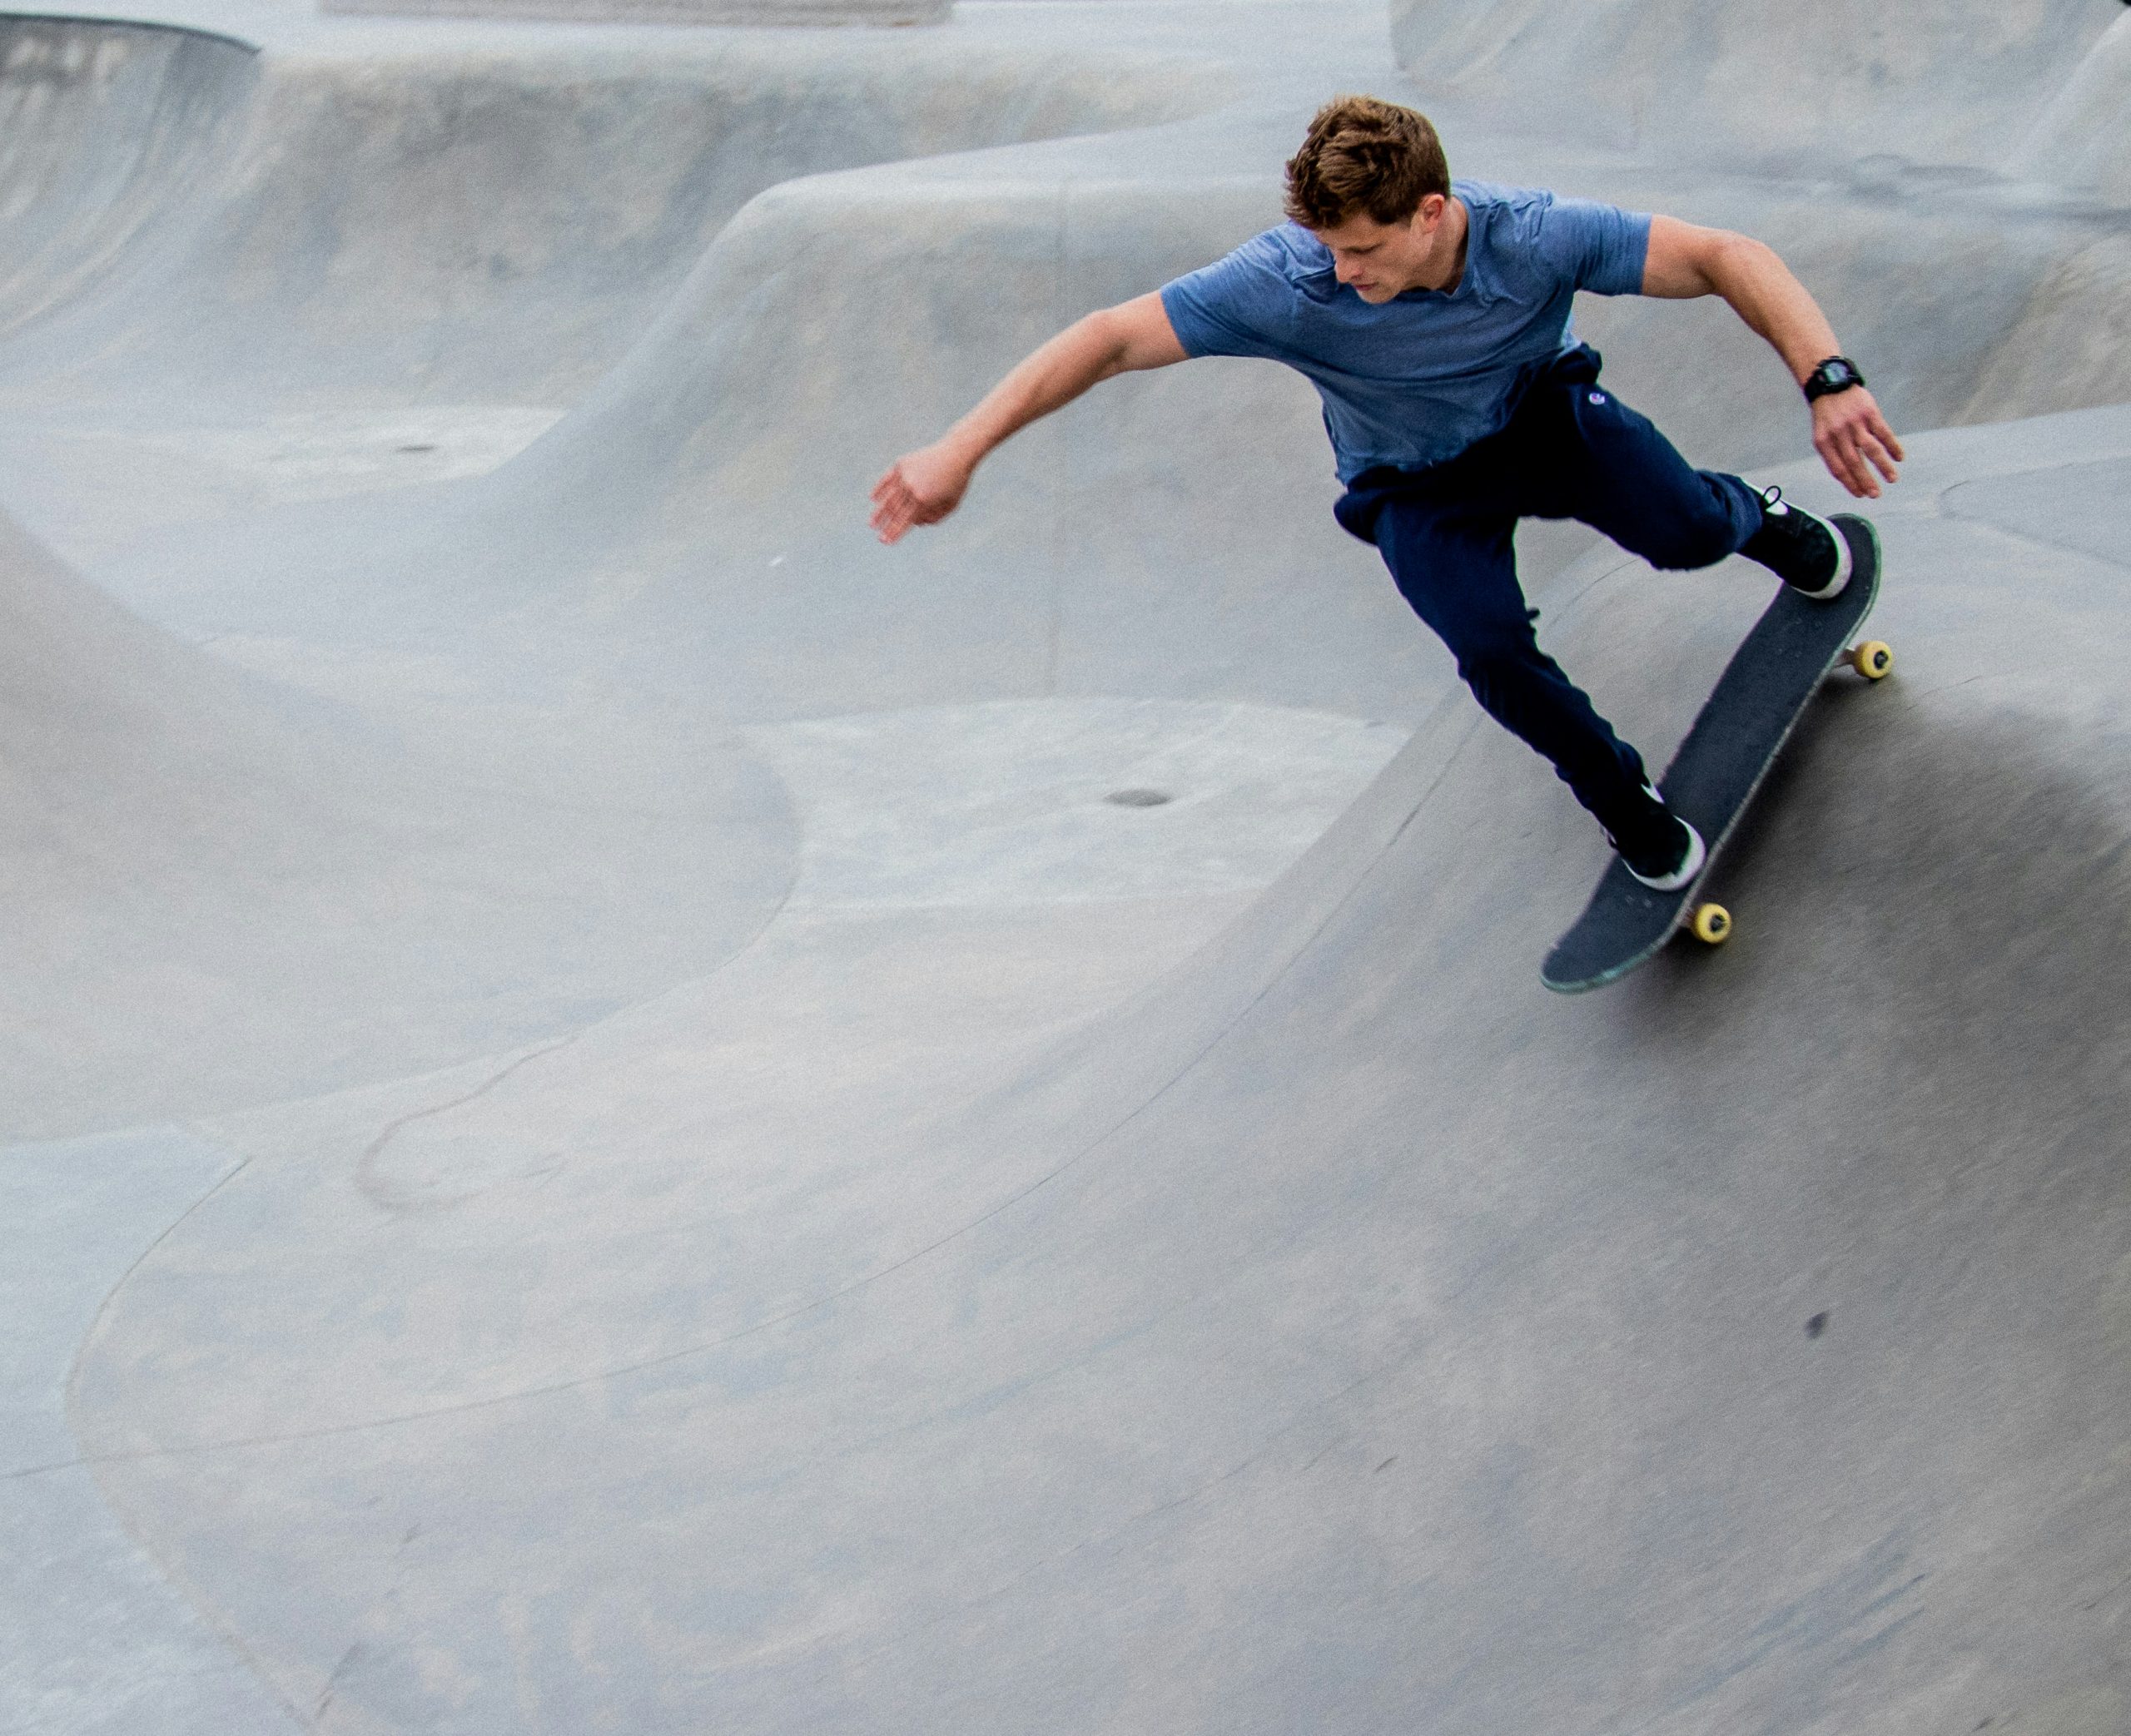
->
[870,96,1905,889]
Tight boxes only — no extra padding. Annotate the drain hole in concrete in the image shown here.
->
[397,443,439,454]
[1106,788,1173,807]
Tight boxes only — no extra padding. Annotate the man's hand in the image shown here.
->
[871,440,976,545]
[1812,386,1904,500]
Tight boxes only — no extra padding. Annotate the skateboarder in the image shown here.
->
[870,96,1905,890]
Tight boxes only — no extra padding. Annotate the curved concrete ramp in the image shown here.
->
[0,16,256,340]
[1389,0,2119,177]
[6,1,2131,1731]
[2017,11,2131,201]
[48,410,2131,1733]
[0,499,800,1138]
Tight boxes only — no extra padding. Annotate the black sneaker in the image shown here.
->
[1604,781,1707,891]
[1740,485,1850,599]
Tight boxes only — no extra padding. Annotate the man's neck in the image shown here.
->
[1412,196,1469,295]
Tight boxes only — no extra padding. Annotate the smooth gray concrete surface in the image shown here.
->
[2,1128,308,1734]
[4,0,2131,1729]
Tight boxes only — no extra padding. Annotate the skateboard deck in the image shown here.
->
[1541,513,1885,994]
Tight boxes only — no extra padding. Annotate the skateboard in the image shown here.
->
[1540,514,1889,994]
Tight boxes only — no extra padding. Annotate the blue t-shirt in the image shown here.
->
[1159,181,1652,481]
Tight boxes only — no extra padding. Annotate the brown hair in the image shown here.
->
[1284,96,1450,231]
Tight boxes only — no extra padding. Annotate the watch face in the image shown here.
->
[1809,358,1863,398]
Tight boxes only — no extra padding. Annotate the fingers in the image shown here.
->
[869,479,907,544]
[1864,409,1905,484]
[1844,404,1902,492]
[870,464,919,544]
[1862,436,1900,488]
[1821,429,1880,498]
[1815,429,1869,498]
[1870,411,1906,466]
[1815,394,1902,500]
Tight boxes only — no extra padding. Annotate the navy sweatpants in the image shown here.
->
[1335,344,1762,836]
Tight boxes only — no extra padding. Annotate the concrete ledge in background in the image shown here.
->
[320,0,946,23]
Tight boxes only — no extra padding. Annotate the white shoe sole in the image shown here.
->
[1626,818,1706,891]
[1788,508,1852,600]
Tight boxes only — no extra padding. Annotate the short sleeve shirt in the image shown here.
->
[1159,181,1651,481]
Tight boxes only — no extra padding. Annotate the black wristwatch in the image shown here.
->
[1803,355,1866,402]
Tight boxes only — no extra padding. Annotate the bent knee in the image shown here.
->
[1452,627,1545,688]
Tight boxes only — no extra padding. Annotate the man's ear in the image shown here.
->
[1412,193,1446,233]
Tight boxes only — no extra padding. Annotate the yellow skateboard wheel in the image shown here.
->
[1849,640,1894,681]
[1690,903,1732,945]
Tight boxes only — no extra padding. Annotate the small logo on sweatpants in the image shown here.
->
[1588,391,1607,405]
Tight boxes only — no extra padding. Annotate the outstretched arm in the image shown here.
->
[1642,215,1904,500]
[870,291,1189,544]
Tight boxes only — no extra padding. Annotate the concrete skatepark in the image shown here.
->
[7,0,2131,1728]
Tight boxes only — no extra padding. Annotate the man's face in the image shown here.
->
[1314,196,1448,302]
